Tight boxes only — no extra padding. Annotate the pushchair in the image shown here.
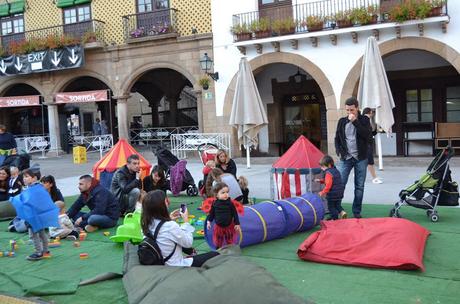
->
[197,143,219,196]
[390,147,459,222]
[154,147,198,196]
[1,153,31,170]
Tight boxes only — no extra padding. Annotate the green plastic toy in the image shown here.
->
[110,212,143,243]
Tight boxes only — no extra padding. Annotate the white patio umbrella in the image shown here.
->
[229,57,268,169]
[357,36,395,170]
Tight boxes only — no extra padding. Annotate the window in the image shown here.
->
[446,86,460,122]
[137,0,168,13]
[63,5,91,24]
[1,15,24,35]
[405,89,433,123]
[259,0,291,7]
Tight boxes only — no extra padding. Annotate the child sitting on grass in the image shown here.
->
[238,176,250,205]
[50,201,80,240]
[316,155,346,220]
[10,165,59,261]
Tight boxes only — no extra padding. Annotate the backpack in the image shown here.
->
[138,220,177,265]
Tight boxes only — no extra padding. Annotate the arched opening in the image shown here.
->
[0,84,45,136]
[223,52,335,156]
[254,63,327,155]
[127,68,197,146]
[57,76,114,153]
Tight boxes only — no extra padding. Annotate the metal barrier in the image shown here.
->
[171,133,232,159]
[15,135,50,158]
[129,126,199,147]
[69,134,113,158]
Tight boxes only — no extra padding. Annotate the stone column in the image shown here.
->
[165,94,179,127]
[115,96,130,141]
[193,89,203,132]
[46,103,62,156]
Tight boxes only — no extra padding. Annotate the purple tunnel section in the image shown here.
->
[204,193,324,249]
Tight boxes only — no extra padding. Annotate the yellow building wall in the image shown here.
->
[171,0,212,36]
[23,0,61,32]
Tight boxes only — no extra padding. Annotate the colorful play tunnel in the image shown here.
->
[205,193,324,249]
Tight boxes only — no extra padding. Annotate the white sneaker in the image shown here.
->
[372,178,383,184]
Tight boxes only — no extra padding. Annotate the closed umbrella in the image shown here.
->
[229,57,268,168]
[357,36,395,170]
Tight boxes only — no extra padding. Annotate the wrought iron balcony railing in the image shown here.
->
[0,19,105,54]
[122,8,178,41]
[232,0,448,42]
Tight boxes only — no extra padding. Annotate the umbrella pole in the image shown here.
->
[376,133,383,170]
[246,137,251,169]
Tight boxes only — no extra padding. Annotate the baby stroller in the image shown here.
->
[390,147,459,222]
[1,153,31,170]
[155,147,198,196]
[197,143,219,196]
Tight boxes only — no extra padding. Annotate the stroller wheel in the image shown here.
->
[426,210,432,217]
[430,212,439,223]
[186,186,194,196]
[389,208,401,218]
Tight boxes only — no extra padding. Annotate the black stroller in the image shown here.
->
[1,153,31,170]
[390,147,459,222]
[154,147,198,196]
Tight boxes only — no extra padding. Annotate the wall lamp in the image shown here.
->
[199,53,219,81]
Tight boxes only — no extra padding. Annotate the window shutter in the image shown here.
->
[56,0,75,8]
[9,1,25,14]
[0,3,9,17]
[74,0,92,4]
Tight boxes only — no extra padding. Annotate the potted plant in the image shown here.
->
[351,6,379,25]
[250,18,271,39]
[429,0,444,16]
[301,15,324,32]
[273,17,297,35]
[367,4,379,24]
[230,23,251,41]
[334,10,353,28]
[199,76,210,90]
[389,2,416,23]
[130,27,145,38]
[415,0,433,19]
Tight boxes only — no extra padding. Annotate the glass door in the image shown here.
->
[283,104,321,150]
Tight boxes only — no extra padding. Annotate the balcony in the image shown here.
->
[232,0,449,46]
[122,8,178,43]
[0,19,105,55]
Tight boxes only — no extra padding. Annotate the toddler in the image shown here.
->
[316,155,346,220]
[238,176,250,205]
[49,201,79,240]
[206,182,241,249]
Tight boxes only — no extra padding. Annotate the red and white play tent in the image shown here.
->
[271,135,324,200]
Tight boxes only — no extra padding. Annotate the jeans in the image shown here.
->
[327,199,343,220]
[119,188,141,216]
[337,158,368,216]
[71,212,118,229]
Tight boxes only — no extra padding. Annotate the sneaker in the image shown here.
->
[8,224,16,232]
[339,211,348,219]
[372,178,383,184]
[27,253,43,261]
[84,225,98,233]
[43,251,52,258]
[66,235,77,241]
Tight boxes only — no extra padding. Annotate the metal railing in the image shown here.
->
[129,126,199,147]
[232,0,448,38]
[171,133,231,159]
[1,19,105,52]
[122,8,178,40]
[69,134,113,159]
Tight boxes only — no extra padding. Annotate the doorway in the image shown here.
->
[284,103,321,150]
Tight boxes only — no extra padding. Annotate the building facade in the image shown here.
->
[211,0,459,157]
[0,0,214,153]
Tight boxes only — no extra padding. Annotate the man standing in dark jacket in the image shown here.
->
[67,175,119,232]
[111,154,141,216]
[334,97,371,218]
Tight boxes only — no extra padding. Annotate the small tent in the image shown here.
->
[92,139,152,189]
[271,136,324,200]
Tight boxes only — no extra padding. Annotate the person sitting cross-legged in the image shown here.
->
[67,175,119,233]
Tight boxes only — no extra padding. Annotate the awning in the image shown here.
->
[9,0,25,14]
[74,0,91,4]
[56,0,75,8]
[54,90,109,104]
[0,3,9,17]
[0,95,41,108]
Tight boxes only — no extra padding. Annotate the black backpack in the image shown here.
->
[138,220,177,265]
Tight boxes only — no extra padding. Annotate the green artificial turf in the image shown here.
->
[0,195,459,304]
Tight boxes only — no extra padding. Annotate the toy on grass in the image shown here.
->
[79,232,87,241]
[79,253,89,259]
[73,241,81,248]
[48,240,61,248]
[10,240,17,251]
[0,251,15,257]
[103,231,110,236]
[110,212,143,243]
[196,230,205,236]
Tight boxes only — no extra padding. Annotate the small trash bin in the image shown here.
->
[73,146,87,164]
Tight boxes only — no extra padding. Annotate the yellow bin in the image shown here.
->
[73,146,87,164]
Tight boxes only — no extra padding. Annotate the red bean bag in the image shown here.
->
[297,218,430,271]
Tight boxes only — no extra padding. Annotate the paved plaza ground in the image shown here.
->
[34,148,460,208]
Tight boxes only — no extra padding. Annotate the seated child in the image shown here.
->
[316,155,346,220]
[134,190,147,213]
[206,182,241,249]
[50,201,80,240]
[238,176,250,205]
[200,160,215,196]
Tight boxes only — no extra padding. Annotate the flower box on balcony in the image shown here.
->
[429,6,442,17]
[235,33,252,41]
[337,19,354,28]
[254,30,271,39]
